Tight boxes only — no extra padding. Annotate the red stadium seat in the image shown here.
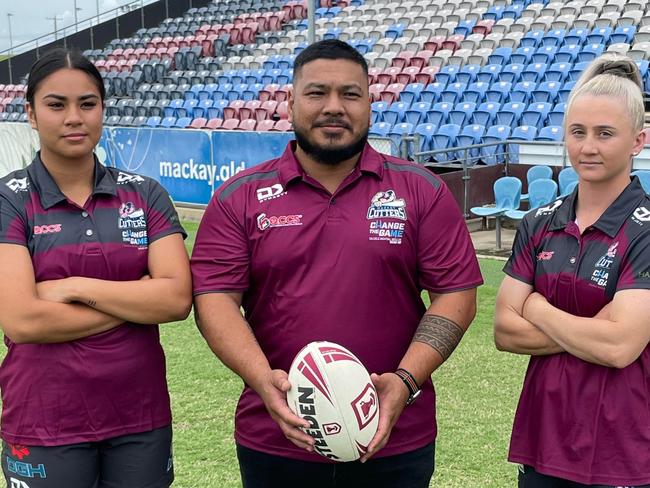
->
[206,118,223,129]
[368,67,382,84]
[396,66,421,85]
[274,88,289,103]
[256,100,279,121]
[392,51,416,70]
[222,118,240,130]
[410,50,434,69]
[256,120,276,131]
[416,66,440,85]
[369,83,386,102]
[189,117,208,129]
[473,19,495,35]
[379,83,405,104]
[276,101,289,120]
[240,100,262,120]
[376,67,402,85]
[272,119,293,131]
[224,100,246,120]
[238,119,257,131]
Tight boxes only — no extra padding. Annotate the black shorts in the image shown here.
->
[518,464,650,488]
[237,441,435,488]
[2,425,173,488]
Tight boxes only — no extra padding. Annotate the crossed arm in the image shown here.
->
[0,234,191,344]
[494,275,650,368]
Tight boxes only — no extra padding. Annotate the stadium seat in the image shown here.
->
[369,122,392,138]
[174,117,192,128]
[538,126,563,142]
[431,123,461,163]
[419,82,446,104]
[426,102,453,126]
[510,81,536,104]
[413,123,437,153]
[631,170,650,194]
[383,102,409,125]
[508,126,538,163]
[146,116,162,127]
[404,102,431,126]
[557,166,579,196]
[449,102,476,126]
[389,122,415,155]
[399,83,425,105]
[161,116,177,128]
[456,124,485,162]
[472,102,500,127]
[505,179,558,220]
[470,176,522,249]
[521,102,552,127]
[189,117,208,129]
[519,164,554,200]
[496,102,525,127]
[481,125,512,165]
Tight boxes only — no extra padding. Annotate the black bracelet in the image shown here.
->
[394,368,419,397]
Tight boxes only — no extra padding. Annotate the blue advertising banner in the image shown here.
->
[98,128,294,205]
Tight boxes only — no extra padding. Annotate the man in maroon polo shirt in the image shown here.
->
[191,39,483,488]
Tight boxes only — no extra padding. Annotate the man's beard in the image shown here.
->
[294,124,369,166]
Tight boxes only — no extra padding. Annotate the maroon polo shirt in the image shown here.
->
[191,141,483,462]
[0,153,185,446]
[504,177,650,486]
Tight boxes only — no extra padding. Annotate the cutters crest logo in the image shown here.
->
[591,241,619,288]
[118,202,146,229]
[367,190,407,220]
[256,183,286,202]
[5,178,28,193]
[256,213,303,231]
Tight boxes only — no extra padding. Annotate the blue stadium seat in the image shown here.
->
[569,61,590,82]
[586,27,612,45]
[420,82,446,104]
[497,102,525,127]
[484,5,506,21]
[463,82,489,104]
[577,44,605,63]
[611,25,636,44]
[532,81,561,104]
[414,123,437,153]
[538,126,563,142]
[456,124,485,161]
[519,164,554,201]
[556,44,581,63]
[146,116,161,127]
[389,123,415,154]
[371,101,390,124]
[545,62,571,82]
[440,82,466,104]
[632,171,650,194]
[470,176,522,249]
[405,102,432,126]
[177,99,198,118]
[164,99,184,118]
[521,102,552,127]
[456,64,481,85]
[488,47,512,66]
[532,45,557,64]
[385,23,405,40]
[432,124,461,163]
[174,117,192,128]
[485,81,512,104]
[520,29,545,48]
[383,102,409,125]
[400,83,425,106]
[449,102,477,126]
[472,102,501,126]
[511,46,535,65]
[548,102,567,126]
[481,125,512,165]
[542,29,566,47]
[557,80,576,103]
[510,81,537,103]
[502,3,524,19]
[506,178,558,220]
[500,64,524,84]
[436,65,460,85]
[559,166,579,196]
[194,99,214,119]
[564,28,589,46]
[521,63,547,83]
[160,116,177,128]
[369,122,392,138]
[477,64,502,84]
[455,19,476,37]
[508,125,538,162]
[426,102,453,126]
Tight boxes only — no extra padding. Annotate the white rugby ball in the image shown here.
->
[287,341,380,462]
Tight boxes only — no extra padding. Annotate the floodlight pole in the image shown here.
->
[308,0,316,44]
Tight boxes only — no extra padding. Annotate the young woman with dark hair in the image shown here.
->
[0,48,191,488]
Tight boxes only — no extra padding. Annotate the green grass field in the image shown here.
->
[161,222,528,487]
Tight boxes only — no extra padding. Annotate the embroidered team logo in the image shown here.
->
[366,190,407,221]
[256,184,286,202]
[116,172,145,184]
[534,199,562,217]
[118,202,146,230]
[5,178,28,193]
[591,241,619,288]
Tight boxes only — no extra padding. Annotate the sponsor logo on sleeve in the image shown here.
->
[534,199,562,217]
[117,172,145,184]
[5,178,29,193]
[632,206,650,225]
[256,183,286,202]
[256,213,303,231]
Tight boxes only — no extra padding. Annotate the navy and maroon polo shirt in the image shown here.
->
[191,141,483,462]
[0,153,185,446]
[504,177,650,486]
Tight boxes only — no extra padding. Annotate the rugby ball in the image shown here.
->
[287,341,380,462]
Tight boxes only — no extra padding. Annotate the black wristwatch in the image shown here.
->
[394,368,421,405]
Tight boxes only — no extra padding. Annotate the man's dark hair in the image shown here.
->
[26,48,105,105]
[293,39,368,80]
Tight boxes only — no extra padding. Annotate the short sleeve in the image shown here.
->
[0,192,27,246]
[146,179,187,243]
[190,191,250,295]
[417,183,483,293]
[503,216,535,285]
[616,231,650,291]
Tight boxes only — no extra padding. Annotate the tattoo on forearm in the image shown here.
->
[87,299,97,308]
[413,315,464,361]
